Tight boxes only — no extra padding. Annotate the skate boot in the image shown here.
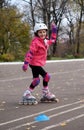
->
[19,90,38,105]
[40,88,59,103]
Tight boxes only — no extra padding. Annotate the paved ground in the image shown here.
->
[0,59,84,130]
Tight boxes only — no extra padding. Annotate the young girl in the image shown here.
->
[22,22,57,104]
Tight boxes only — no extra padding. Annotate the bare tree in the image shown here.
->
[0,0,5,8]
[49,0,69,55]
[64,7,75,53]
[22,0,70,56]
[75,0,84,55]
[0,0,10,8]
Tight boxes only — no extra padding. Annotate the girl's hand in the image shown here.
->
[22,64,28,72]
[50,21,57,40]
[51,21,56,29]
[22,61,29,72]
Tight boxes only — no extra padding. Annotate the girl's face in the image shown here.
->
[37,29,47,39]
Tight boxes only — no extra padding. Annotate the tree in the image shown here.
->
[4,0,83,60]
[0,0,5,8]
[57,0,84,57]
[0,4,31,61]
[75,0,84,55]
[22,0,69,56]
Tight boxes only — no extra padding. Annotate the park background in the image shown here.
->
[0,0,84,62]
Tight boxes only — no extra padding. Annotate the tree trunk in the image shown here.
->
[76,4,83,54]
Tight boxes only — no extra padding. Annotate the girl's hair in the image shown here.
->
[34,30,47,37]
[34,32,38,37]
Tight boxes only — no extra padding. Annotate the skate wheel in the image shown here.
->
[19,100,38,105]
[55,98,59,102]
[40,97,59,103]
[24,102,28,105]
[28,102,33,105]
[34,101,38,105]
[19,101,28,105]
[26,101,38,105]
[40,98,49,103]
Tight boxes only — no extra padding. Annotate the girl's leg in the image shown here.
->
[42,73,55,99]
[23,65,55,100]
[32,66,56,99]
[23,65,40,99]
[29,65,40,91]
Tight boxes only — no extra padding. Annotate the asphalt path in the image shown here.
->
[0,59,84,130]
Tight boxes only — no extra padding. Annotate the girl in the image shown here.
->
[22,22,57,104]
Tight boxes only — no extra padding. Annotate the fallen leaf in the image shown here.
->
[60,122,67,126]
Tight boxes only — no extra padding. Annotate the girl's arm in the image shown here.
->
[45,22,57,46]
[22,50,33,71]
[22,40,38,71]
[50,22,57,41]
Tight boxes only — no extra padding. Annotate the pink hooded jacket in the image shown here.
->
[23,24,57,67]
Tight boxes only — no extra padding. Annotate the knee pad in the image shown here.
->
[32,77,40,86]
[44,73,50,82]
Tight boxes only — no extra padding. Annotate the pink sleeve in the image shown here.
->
[24,40,38,63]
[24,50,33,63]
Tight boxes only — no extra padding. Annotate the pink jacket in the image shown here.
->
[24,25,57,67]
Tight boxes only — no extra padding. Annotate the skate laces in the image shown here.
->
[43,89,52,96]
[23,90,31,97]
[42,88,55,99]
[23,90,36,99]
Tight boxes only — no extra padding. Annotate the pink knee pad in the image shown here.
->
[32,77,40,86]
[44,73,50,82]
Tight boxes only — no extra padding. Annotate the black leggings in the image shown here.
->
[29,65,49,89]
